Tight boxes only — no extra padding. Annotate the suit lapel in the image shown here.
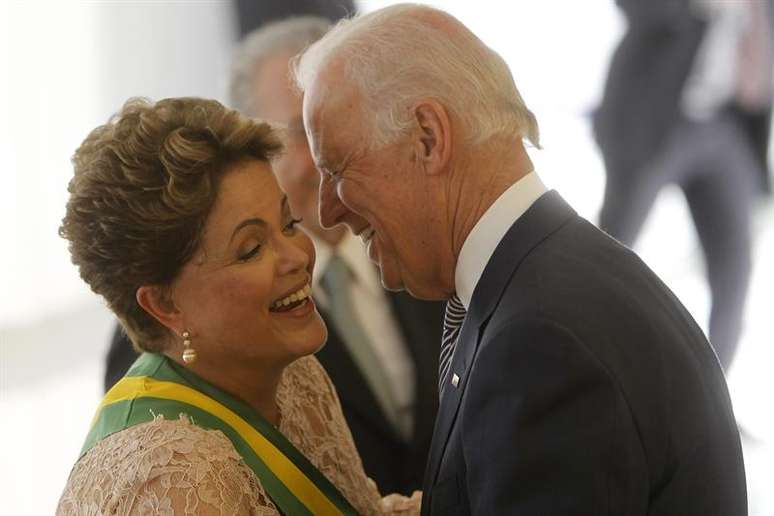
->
[423,191,576,491]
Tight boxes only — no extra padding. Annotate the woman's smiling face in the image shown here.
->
[169,159,326,369]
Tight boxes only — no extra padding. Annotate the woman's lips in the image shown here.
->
[270,296,316,318]
[270,284,312,311]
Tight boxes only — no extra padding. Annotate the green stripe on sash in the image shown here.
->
[81,353,358,516]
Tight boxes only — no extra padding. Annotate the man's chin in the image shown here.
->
[381,282,405,293]
[377,267,405,293]
[383,269,446,301]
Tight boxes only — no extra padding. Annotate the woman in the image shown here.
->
[57,97,419,515]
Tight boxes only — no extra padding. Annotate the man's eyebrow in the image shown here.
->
[230,218,267,242]
[315,156,335,172]
[317,152,347,172]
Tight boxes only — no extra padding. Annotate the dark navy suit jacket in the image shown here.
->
[421,191,746,515]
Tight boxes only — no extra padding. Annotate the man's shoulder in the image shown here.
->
[490,215,646,310]
[482,216,714,390]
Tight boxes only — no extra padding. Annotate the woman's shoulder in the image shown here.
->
[57,415,278,515]
[122,412,238,456]
[77,414,243,475]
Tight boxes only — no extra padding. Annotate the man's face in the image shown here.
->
[251,51,345,244]
[303,80,442,298]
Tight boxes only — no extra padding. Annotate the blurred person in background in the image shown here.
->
[229,16,444,496]
[294,4,747,514]
[594,0,772,372]
[57,97,419,515]
[732,0,774,195]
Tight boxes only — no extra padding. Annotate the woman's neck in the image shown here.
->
[167,352,286,427]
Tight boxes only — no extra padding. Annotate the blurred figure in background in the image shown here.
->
[234,0,355,38]
[731,0,774,195]
[594,0,772,372]
[229,16,444,496]
[104,327,140,391]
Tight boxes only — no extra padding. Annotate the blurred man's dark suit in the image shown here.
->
[593,0,707,178]
[422,191,746,515]
[317,291,443,495]
[593,0,761,370]
[106,291,443,496]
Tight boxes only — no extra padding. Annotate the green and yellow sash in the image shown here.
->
[81,353,359,516]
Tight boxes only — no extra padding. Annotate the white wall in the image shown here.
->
[1,2,236,513]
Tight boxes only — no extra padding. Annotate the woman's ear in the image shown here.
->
[136,285,183,335]
[412,98,452,175]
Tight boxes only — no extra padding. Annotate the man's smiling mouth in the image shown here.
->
[359,227,375,245]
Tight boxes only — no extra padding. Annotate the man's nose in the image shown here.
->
[318,173,347,229]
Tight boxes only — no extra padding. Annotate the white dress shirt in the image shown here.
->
[455,172,548,310]
[311,232,416,435]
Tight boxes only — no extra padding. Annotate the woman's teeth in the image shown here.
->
[271,284,312,310]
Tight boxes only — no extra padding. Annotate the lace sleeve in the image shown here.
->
[57,415,279,515]
[278,356,420,516]
[128,460,269,516]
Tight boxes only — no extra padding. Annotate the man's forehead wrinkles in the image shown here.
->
[305,75,357,171]
[309,113,335,165]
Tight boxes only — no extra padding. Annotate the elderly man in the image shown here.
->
[294,4,747,515]
[229,17,444,496]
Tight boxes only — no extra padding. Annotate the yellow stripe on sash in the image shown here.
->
[92,376,343,516]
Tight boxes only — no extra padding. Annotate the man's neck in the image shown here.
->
[447,141,533,264]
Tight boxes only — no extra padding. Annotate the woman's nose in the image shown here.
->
[275,231,310,276]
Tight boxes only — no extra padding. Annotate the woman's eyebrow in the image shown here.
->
[229,195,289,243]
[230,218,267,243]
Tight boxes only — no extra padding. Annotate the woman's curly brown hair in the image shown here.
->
[60,97,282,352]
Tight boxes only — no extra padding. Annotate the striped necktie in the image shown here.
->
[439,294,466,394]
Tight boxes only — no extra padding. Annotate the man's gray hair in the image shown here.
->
[292,4,540,149]
[229,16,331,116]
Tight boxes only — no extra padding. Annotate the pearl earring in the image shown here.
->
[181,330,197,364]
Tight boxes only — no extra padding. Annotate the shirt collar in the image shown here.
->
[454,171,547,310]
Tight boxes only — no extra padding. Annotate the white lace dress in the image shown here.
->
[57,356,419,515]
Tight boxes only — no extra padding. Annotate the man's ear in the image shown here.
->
[412,99,452,175]
[136,285,184,335]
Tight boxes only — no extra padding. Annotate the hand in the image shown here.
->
[378,490,422,515]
